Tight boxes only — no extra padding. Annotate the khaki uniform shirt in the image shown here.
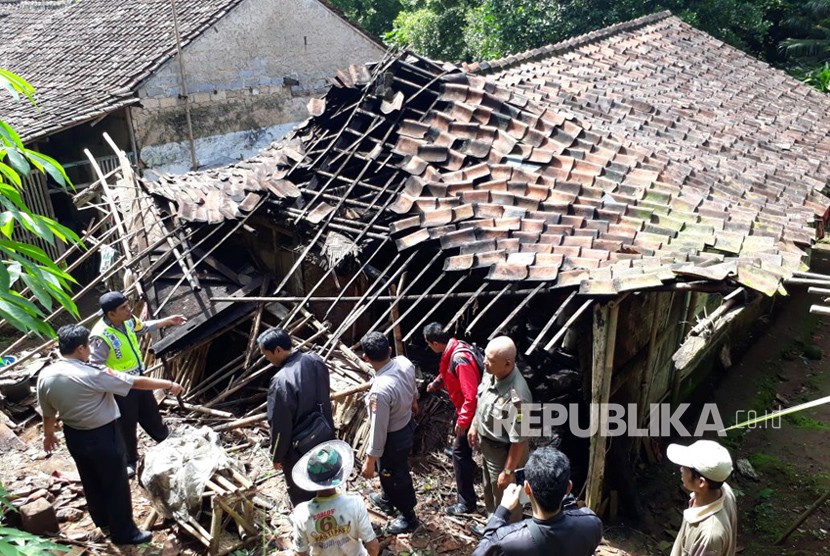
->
[671,483,737,556]
[474,367,532,444]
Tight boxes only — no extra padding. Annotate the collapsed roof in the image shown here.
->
[146,12,830,300]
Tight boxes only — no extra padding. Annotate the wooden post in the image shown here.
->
[634,292,663,461]
[585,300,618,512]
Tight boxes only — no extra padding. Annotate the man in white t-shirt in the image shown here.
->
[290,440,379,556]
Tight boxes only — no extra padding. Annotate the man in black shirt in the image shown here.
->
[260,327,335,506]
[472,446,603,556]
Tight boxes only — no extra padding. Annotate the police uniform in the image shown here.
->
[365,356,418,520]
[474,367,533,520]
[36,357,145,542]
[90,316,168,469]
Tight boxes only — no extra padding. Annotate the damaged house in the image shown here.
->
[0,0,384,261]
[4,11,830,529]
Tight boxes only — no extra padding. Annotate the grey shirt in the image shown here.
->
[365,356,418,458]
[37,357,135,430]
[89,317,161,371]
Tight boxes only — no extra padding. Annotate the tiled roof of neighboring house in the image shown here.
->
[147,13,830,296]
[0,0,246,142]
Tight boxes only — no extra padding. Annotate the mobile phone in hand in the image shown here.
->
[514,468,530,505]
[514,467,525,485]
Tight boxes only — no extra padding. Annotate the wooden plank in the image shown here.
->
[585,301,619,511]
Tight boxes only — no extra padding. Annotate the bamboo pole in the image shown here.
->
[775,490,830,544]
[524,291,577,355]
[542,299,594,352]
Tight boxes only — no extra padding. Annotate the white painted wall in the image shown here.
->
[133,0,385,171]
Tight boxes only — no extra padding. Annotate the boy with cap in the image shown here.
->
[667,440,737,556]
[90,291,187,477]
[290,440,379,556]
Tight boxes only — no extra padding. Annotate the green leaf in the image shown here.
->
[0,212,12,238]
[0,162,21,187]
[20,274,53,312]
[0,542,20,556]
[0,121,23,150]
[18,213,53,244]
[24,151,70,189]
[0,263,9,293]
[4,149,29,176]
[0,69,35,104]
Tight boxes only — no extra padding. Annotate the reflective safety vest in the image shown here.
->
[90,318,145,374]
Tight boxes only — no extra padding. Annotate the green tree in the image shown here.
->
[329,0,404,38]
[780,0,830,66]
[387,0,772,62]
[386,0,475,61]
[0,69,80,337]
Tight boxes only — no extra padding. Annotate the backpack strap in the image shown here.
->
[449,343,481,378]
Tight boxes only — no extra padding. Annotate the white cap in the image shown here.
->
[666,440,733,483]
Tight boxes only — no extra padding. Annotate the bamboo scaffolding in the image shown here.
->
[524,291,578,355]
[466,284,512,335]
[488,283,546,340]
[401,273,469,342]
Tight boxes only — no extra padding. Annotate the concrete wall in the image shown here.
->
[132,0,385,170]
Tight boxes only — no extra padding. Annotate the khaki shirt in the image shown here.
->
[671,483,737,556]
[474,367,532,444]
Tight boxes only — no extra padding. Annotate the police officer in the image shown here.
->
[89,291,186,477]
[359,331,420,535]
[37,324,184,545]
[468,336,533,536]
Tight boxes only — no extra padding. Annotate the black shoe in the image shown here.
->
[387,514,419,535]
[369,493,396,516]
[126,465,136,479]
[470,524,486,538]
[112,530,152,545]
[446,503,476,516]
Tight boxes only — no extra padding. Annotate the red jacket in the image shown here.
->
[436,338,481,429]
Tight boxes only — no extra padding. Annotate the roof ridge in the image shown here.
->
[464,10,674,74]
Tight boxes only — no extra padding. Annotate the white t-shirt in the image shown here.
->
[291,493,376,555]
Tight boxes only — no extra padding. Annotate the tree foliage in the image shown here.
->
[0,70,80,337]
[382,0,772,62]
[333,0,404,39]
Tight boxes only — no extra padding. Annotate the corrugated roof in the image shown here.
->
[148,14,830,296]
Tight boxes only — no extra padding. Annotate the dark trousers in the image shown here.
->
[283,451,315,507]
[377,420,417,518]
[453,431,477,508]
[115,389,169,467]
[63,421,139,541]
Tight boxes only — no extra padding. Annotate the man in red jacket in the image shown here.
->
[424,322,482,515]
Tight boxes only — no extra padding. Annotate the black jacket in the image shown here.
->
[266,351,334,463]
[472,495,603,556]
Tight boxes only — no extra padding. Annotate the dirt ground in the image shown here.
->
[2,286,830,555]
